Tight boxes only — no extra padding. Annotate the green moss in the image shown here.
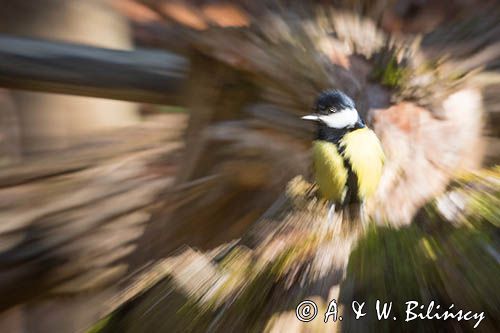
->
[341,167,500,331]
[342,221,499,331]
[372,56,406,88]
[175,298,214,332]
[383,58,405,87]
[450,167,500,229]
[156,106,186,113]
[85,314,113,333]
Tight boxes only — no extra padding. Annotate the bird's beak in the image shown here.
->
[301,114,320,121]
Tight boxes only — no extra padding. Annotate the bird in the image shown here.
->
[302,89,385,224]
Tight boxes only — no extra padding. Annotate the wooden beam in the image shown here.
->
[0,34,188,105]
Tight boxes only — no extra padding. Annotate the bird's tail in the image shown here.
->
[335,203,368,233]
[325,202,367,233]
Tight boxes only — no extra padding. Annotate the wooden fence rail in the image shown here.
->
[0,34,188,105]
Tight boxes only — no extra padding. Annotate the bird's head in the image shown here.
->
[302,89,364,129]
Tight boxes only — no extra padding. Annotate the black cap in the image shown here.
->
[314,89,356,115]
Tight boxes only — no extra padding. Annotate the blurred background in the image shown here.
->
[0,0,498,332]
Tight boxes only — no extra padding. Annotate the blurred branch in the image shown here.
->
[0,34,187,105]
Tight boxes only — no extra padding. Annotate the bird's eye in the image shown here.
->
[329,107,336,113]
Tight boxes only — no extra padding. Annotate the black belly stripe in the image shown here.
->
[335,143,360,204]
[316,122,366,204]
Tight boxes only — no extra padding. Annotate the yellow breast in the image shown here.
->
[312,140,348,202]
[312,127,384,202]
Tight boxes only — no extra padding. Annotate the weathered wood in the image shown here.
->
[0,114,187,312]
[0,34,187,105]
[92,177,363,333]
[176,52,259,183]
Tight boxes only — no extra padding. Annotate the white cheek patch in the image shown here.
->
[319,108,358,128]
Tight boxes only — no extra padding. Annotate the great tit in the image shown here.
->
[302,89,385,221]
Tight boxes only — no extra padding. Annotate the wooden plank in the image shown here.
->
[0,34,187,105]
[0,114,187,187]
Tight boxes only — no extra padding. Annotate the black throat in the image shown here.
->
[316,119,365,144]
